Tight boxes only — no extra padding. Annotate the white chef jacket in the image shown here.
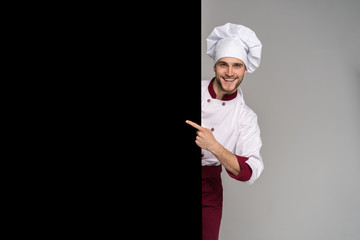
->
[201,79,264,184]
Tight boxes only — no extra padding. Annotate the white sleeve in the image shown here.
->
[235,106,264,184]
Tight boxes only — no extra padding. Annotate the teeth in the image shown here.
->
[225,79,235,82]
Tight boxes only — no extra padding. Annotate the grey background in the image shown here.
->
[202,0,360,239]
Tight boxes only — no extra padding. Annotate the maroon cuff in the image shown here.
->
[226,155,252,182]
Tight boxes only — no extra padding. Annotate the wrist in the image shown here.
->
[209,141,221,155]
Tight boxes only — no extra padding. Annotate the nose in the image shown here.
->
[226,66,234,77]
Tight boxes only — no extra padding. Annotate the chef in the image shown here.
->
[186,23,264,240]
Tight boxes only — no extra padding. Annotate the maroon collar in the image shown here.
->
[208,78,238,101]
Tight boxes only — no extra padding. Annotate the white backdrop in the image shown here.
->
[202,0,360,239]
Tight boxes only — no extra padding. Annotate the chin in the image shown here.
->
[221,79,240,92]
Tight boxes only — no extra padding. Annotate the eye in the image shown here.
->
[234,64,242,68]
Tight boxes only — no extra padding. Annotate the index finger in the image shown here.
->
[185,120,203,130]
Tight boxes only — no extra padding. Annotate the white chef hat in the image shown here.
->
[206,23,262,73]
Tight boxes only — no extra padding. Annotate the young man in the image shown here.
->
[186,23,264,240]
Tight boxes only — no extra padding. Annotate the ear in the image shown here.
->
[244,69,248,75]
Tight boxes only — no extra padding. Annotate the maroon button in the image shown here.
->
[211,128,214,131]
[207,99,211,102]
[201,154,204,157]
[222,102,226,106]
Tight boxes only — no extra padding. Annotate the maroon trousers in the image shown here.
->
[202,165,223,240]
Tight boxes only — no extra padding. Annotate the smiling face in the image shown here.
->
[213,57,247,99]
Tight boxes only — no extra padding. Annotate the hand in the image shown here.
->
[185,120,219,152]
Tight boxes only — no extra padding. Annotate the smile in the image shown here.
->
[224,78,236,82]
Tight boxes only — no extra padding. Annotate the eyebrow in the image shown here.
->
[217,61,243,66]
[234,62,244,66]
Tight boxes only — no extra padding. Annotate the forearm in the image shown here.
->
[210,142,241,176]
[185,120,243,176]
